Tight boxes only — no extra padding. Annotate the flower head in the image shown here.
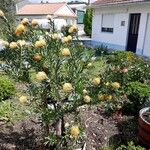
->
[9,42,18,49]
[83,95,91,103]
[67,35,72,42]
[87,63,92,68]
[46,15,52,20]
[97,94,105,101]
[19,96,28,104]
[62,37,69,43]
[83,89,88,95]
[21,18,29,26]
[52,33,58,40]
[36,71,47,82]
[92,77,101,86]
[111,82,120,89]
[106,94,113,100]
[61,48,71,56]
[33,53,42,61]
[32,19,39,28]
[0,10,5,18]
[35,40,46,48]
[68,25,78,33]
[70,125,80,138]
[63,83,73,93]
[15,24,26,36]
[17,40,26,46]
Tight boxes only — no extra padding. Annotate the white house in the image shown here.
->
[16,2,77,27]
[91,0,150,57]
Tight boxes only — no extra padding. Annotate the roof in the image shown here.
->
[17,2,76,18]
[92,0,148,6]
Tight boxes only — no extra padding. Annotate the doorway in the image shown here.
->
[126,13,141,53]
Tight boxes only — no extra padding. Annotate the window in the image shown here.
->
[101,14,114,33]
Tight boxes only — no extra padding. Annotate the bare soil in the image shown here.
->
[0,106,138,150]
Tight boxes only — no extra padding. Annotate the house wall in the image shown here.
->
[92,3,150,57]
[54,5,77,25]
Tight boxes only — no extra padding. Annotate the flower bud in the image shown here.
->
[63,83,73,93]
[36,71,47,82]
[19,96,28,104]
[92,77,101,86]
[97,94,105,101]
[111,82,120,89]
[67,35,72,42]
[83,95,91,103]
[62,37,69,43]
[61,48,71,56]
[70,125,80,138]
[35,40,46,48]
[32,19,39,28]
[9,42,18,49]
[33,53,42,61]
[21,18,29,26]
[87,63,92,68]
[15,24,26,36]
[83,89,88,95]
[0,10,5,17]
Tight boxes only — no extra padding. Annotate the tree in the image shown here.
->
[83,7,93,37]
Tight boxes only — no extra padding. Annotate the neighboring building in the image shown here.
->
[16,0,30,11]
[68,0,87,24]
[16,2,77,26]
[91,0,150,57]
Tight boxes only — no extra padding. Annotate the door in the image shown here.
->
[143,14,150,57]
[126,13,141,53]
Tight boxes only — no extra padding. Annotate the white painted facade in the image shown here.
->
[92,3,150,57]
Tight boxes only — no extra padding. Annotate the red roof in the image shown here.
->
[93,0,146,5]
[17,2,76,18]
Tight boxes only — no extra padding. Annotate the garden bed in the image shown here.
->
[0,106,138,150]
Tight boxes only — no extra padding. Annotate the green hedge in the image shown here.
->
[0,75,15,101]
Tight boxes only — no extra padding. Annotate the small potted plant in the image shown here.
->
[138,107,150,148]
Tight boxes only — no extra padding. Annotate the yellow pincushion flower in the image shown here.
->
[63,83,73,93]
[35,40,46,48]
[21,18,29,26]
[62,37,69,43]
[83,95,91,103]
[46,14,52,20]
[105,82,110,86]
[70,125,80,138]
[97,94,105,101]
[32,19,39,28]
[87,63,92,68]
[83,89,88,95]
[111,82,120,89]
[106,94,113,100]
[0,10,5,17]
[36,71,47,82]
[17,40,26,46]
[61,48,71,56]
[19,96,28,104]
[9,42,18,49]
[68,25,78,33]
[67,35,72,42]
[92,77,101,86]
[52,33,58,39]
[15,24,26,36]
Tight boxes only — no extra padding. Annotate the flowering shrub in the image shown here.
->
[0,10,98,148]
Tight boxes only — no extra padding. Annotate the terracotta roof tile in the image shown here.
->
[93,0,145,5]
[17,2,66,15]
